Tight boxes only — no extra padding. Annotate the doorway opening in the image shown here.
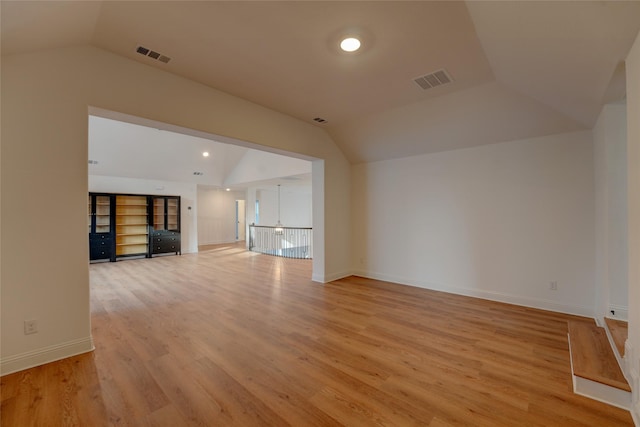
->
[88,107,322,279]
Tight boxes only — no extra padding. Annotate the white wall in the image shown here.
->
[352,130,595,316]
[593,104,628,321]
[624,30,640,424]
[197,186,244,245]
[255,187,312,228]
[0,45,351,374]
[89,175,198,254]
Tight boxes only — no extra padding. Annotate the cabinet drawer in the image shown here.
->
[152,240,180,254]
[152,244,180,254]
[90,238,112,247]
[89,233,111,241]
[153,236,180,243]
[90,246,111,260]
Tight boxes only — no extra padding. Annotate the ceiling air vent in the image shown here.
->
[136,45,171,64]
[313,117,328,124]
[193,171,204,176]
[413,69,453,91]
[88,160,99,165]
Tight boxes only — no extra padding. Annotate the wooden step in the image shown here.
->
[568,320,631,392]
[604,317,628,357]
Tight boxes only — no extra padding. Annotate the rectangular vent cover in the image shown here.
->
[136,45,171,64]
[313,117,328,124]
[413,69,453,90]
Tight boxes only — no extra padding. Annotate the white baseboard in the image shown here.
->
[608,304,629,321]
[198,239,239,247]
[572,375,632,410]
[312,270,352,283]
[0,336,95,376]
[352,269,594,317]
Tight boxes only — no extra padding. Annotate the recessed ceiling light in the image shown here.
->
[202,151,210,157]
[226,188,231,192]
[340,37,361,52]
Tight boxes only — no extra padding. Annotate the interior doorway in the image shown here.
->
[236,199,246,241]
[88,107,323,281]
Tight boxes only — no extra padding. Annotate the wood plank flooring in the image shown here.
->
[567,321,630,391]
[1,243,633,426]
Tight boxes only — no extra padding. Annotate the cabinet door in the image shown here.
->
[152,197,166,231]
[89,194,115,261]
[94,195,112,233]
[88,194,113,234]
[167,197,180,231]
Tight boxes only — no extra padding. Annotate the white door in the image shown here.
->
[236,200,246,241]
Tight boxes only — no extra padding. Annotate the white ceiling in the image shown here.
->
[3,1,640,164]
[89,115,246,186]
[89,115,311,189]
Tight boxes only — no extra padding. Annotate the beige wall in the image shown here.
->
[0,46,351,373]
[352,130,596,316]
[625,30,640,423]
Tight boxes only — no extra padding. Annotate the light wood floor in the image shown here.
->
[1,243,632,426]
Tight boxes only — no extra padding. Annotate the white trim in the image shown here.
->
[625,341,635,378]
[572,375,632,411]
[313,270,352,284]
[609,304,629,321]
[353,270,594,317]
[0,336,95,376]
[198,239,241,247]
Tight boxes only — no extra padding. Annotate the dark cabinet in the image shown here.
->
[150,231,181,255]
[151,196,181,256]
[88,193,181,262]
[88,194,115,261]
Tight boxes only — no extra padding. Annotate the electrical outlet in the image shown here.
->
[24,319,38,335]
[549,281,558,291]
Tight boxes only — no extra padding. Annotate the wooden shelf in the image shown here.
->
[91,193,180,261]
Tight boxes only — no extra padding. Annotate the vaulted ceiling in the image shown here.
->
[3,1,640,163]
